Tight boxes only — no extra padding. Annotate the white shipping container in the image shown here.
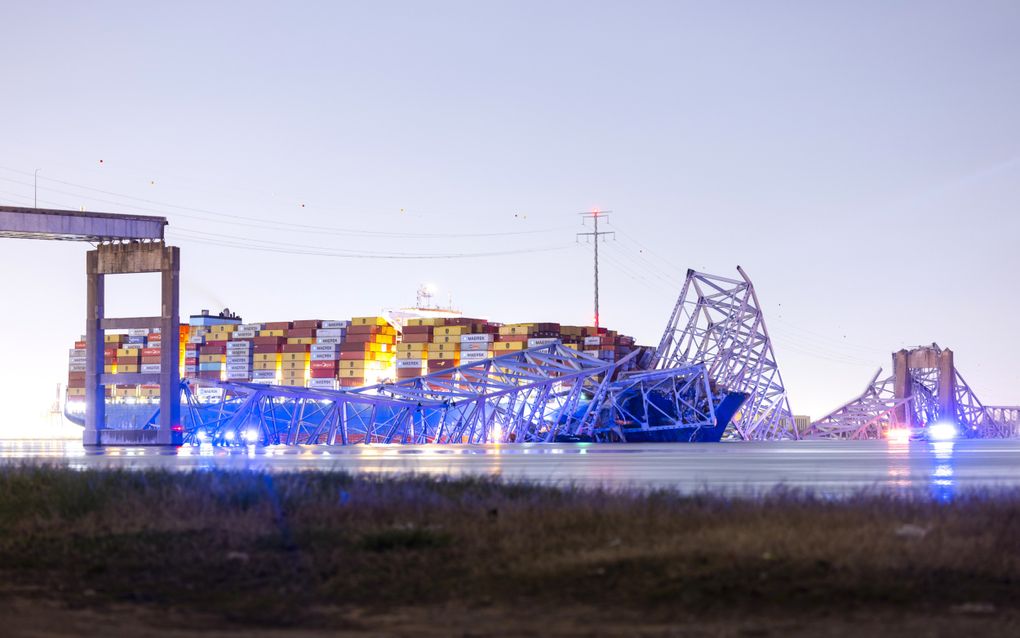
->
[127,328,149,337]
[310,352,338,361]
[226,363,251,373]
[307,378,338,389]
[196,387,224,402]
[316,328,347,337]
[310,343,339,354]
[250,378,275,385]
[226,342,252,352]
[460,333,493,343]
[150,328,161,334]
[184,364,198,373]
[121,342,143,350]
[69,348,86,356]
[316,336,342,345]
[527,338,559,348]
[226,355,252,365]
[68,355,87,364]
[226,371,251,379]
[141,364,162,374]
[460,342,492,352]
[232,329,257,339]
[321,320,350,329]
[583,336,601,346]
[460,350,489,362]
[188,336,205,344]
[252,369,276,379]
[395,359,425,369]
[69,363,86,372]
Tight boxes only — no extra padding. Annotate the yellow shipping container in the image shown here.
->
[427,350,459,360]
[352,316,389,326]
[253,353,278,363]
[281,369,305,379]
[281,352,308,362]
[287,337,315,345]
[396,351,427,360]
[104,334,126,343]
[103,365,115,373]
[432,342,460,352]
[494,341,525,351]
[281,378,305,387]
[431,335,460,344]
[280,360,306,370]
[119,364,139,373]
[199,354,223,363]
[116,348,140,357]
[435,325,467,336]
[396,342,427,352]
[253,361,276,370]
[560,326,585,336]
[259,329,285,337]
[498,324,534,336]
[67,388,86,397]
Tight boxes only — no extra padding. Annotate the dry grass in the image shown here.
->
[1,466,1019,633]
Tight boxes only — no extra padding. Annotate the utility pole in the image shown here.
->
[576,209,614,330]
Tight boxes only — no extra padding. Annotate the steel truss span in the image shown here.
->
[650,266,798,440]
[807,344,1009,439]
[182,344,640,446]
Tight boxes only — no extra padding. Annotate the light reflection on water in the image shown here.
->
[0,438,1018,497]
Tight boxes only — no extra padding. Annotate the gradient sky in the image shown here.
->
[1,1,1019,433]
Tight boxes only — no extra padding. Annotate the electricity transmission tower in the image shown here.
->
[577,209,614,329]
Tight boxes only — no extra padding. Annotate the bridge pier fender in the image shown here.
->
[84,242,180,446]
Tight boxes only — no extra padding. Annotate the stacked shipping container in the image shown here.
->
[65,311,639,406]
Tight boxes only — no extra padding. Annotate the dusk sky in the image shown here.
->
[1,1,1019,432]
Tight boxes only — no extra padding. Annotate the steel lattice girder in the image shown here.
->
[805,371,909,440]
[651,266,798,440]
[181,343,637,445]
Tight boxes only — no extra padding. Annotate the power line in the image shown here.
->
[0,168,570,240]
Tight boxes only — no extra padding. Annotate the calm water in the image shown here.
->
[2,437,1020,498]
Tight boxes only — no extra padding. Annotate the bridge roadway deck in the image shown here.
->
[2,438,1019,497]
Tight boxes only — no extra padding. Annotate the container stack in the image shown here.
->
[396,318,432,378]
[225,333,253,382]
[339,317,395,387]
[67,338,86,402]
[250,322,283,385]
[256,321,293,386]
[197,324,228,382]
[283,320,317,388]
[308,320,348,390]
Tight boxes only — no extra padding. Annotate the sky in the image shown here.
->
[1,1,1019,434]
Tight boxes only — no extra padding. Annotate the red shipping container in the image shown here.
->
[292,319,322,329]
[282,343,309,353]
[254,336,285,346]
[347,324,382,335]
[339,342,371,352]
[141,356,161,364]
[263,321,293,331]
[199,345,226,355]
[401,333,430,343]
[253,344,282,354]
[309,368,337,378]
[185,358,198,365]
[74,341,87,349]
[141,348,161,357]
[310,360,338,370]
[287,327,316,338]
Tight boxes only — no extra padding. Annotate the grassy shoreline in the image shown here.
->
[2,466,1019,635]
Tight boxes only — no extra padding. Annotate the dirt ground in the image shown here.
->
[2,596,1018,637]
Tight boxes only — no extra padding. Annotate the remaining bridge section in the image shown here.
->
[0,205,165,241]
[0,206,179,445]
